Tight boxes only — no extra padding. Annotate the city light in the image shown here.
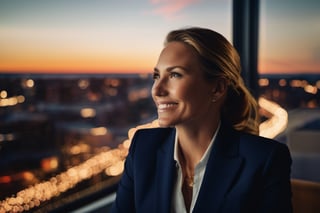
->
[0,95,25,107]
[259,97,288,139]
[90,127,108,136]
[80,108,96,118]
[78,79,90,89]
[0,133,16,143]
[128,88,150,102]
[279,79,287,87]
[259,78,269,87]
[304,85,318,95]
[21,79,35,89]
[0,148,126,212]
[0,90,7,99]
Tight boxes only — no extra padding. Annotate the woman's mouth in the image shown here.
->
[157,103,178,111]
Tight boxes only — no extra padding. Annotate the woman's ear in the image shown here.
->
[211,78,228,102]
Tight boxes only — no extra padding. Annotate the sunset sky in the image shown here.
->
[0,0,319,74]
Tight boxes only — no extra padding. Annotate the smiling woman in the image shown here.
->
[111,27,292,213]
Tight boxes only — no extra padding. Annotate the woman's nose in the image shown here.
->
[152,78,168,97]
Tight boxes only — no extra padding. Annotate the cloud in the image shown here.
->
[148,0,200,20]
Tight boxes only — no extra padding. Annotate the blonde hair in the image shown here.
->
[165,27,260,135]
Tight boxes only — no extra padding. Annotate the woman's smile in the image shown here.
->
[157,102,178,112]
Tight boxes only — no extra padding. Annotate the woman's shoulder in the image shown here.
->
[134,127,175,137]
[129,127,175,151]
[236,131,291,161]
[221,123,286,150]
[238,131,287,149]
[126,127,176,165]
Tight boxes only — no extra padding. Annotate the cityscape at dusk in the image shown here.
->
[0,72,319,212]
[0,0,319,212]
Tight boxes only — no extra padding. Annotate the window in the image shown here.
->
[259,0,320,110]
[259,0,320,182]
[0,1,232,212]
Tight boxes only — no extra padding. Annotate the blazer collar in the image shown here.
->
[153,125,243,213]
[193,124,244,212]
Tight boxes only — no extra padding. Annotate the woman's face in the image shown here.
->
[152,41,215,128]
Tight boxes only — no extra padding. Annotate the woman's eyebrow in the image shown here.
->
[153,66,189,74]
[168,66,187,71]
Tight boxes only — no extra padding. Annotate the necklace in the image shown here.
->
[182,173,193,212]
[184,174,194,187]
[177,144,195,188]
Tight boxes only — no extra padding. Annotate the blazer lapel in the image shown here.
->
[193,125,244,213]
[155,128,176,213]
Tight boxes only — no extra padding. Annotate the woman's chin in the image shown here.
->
[157,119,173,128]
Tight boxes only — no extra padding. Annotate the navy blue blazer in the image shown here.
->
[111,124,292,213]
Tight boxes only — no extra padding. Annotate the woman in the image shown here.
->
[111,27,292,213]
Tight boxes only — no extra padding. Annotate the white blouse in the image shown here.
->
[171,123,220,213]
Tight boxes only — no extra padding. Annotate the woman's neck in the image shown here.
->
[176,119,220,170]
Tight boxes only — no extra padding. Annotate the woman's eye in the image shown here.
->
[170,72,182,78]
[152,72,160,80]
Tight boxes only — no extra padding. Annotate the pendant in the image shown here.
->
[185,176,194,187]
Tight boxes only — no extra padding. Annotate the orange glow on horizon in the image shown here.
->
[2,60,319,75]
[0,68,151,74]
[1,45,319,75]
[2,64,319,74]
[0,39,160,74]
[0,54,156,74]
[259,59,320,74]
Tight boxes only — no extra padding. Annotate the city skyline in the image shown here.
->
[0,0,319,74]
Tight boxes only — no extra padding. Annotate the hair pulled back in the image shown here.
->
[165,27,260,135]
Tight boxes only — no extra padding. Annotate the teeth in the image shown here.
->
[158,103,176,109]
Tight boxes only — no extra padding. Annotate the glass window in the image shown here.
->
[0,0,232,212]
[259,0,320,182]
[259,0,320,75]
